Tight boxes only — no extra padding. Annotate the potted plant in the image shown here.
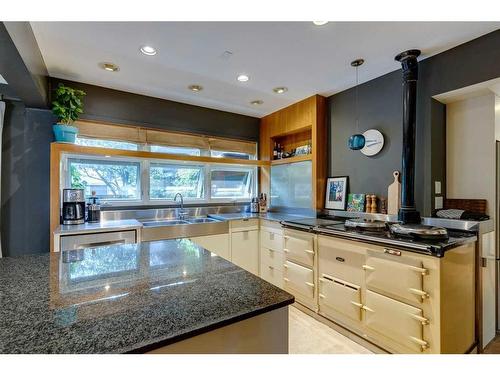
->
[52,83,86,143]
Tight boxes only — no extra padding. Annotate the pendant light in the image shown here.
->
[348,58,366,150]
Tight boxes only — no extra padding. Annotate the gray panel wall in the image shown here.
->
[328,29,500,215]
[1,101,54,257]
[50,78,260,141]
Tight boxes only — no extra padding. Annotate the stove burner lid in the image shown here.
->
[389,223,448,240]
[344,218,387,230]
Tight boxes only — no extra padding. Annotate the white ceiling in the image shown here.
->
[31,22,499,118]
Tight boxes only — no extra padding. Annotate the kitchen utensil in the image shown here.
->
[387,171,401,215]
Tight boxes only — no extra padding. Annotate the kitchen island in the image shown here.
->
[0,239,294,354]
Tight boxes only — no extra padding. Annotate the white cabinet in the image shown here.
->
[190,234,230,260]
[260,220,284,288]
[231,230,259,275]
[284,260,315,299]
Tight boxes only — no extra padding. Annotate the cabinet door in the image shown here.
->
[190,234,230,261]
[260,263,283,288]
[260,229,283,252]
[260,246,284,271]
[319,275,362,321]
[284,230,315,267]
[364,250,428,305]
[283,260,314,299]
[364,290,429,353]
[231,230,259,275]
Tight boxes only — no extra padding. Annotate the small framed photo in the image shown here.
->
[325,176,349,210]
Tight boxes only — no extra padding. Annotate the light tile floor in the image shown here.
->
[289,306,372,354]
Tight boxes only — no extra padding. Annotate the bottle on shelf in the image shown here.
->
[277,143,282,159]
[273,142,278,160]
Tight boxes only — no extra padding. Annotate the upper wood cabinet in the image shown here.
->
[259,95,327,209]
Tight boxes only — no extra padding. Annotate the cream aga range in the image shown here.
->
[280,216,477,354]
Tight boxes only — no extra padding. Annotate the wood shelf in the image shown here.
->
[270,154,312,165]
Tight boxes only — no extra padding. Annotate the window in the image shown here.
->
[210,150,253,160]
[149,145,201,156]
[210,167,254,199]
[150,163,204,200]
[68,158,141,200]
[75,137,139,151]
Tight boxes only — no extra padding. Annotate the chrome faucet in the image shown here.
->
[174,193,188,220]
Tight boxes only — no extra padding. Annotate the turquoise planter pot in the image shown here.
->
[53,124,78,143]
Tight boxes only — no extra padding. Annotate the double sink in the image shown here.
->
[140,216,229,242]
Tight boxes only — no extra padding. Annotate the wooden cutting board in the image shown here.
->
[387,171,401,215]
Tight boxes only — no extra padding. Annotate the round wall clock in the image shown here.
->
[360,129,384,156]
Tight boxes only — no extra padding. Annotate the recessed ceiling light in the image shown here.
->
[313,21,329,26]
[250,100,263,105]
[99,62,119,72]
[237,74,249,82]
[188,84,203,92]
[273,87,288,94]
[140,45,157,56]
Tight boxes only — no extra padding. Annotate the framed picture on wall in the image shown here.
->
[325,176,349,210]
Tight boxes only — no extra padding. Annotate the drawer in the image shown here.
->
[231,230,259,275]
[318,236,365,286]
[283,260,314,299]
[230,218,259,232]
[60,230,136,251]
[260,246,284,271]
[364,290,429,353]
[260,263,283,288]
[365,250,428,305]
[319,275,362,321]
[284,229,315,267]
[260,219,283,231]
[260,229,283,252]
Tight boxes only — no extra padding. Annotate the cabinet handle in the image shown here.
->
[267,248,275,252]
[350,301,363,308]
[305,282,315,288]
[410,314,430,325]
[408,265,429,276]
[283,264,289,268]
[284,278,290,282]
[319,293,326,299]
[409,288,430,300]
[362,264,375,271]
[361,305,374,312]
[304,249,314,255]
[409,336,429,351]
[268,265,274,270]
[283,249,290,253]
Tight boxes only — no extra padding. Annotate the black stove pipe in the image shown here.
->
[395,49,421,224]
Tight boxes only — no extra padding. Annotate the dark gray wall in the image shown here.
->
[1,101,54,257]
[328,29,500,215]
[50,78,260,141]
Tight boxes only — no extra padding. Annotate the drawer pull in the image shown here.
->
[409,336,429,351]
[350,301,363,308]
[409,288,430,300]
[305,282,315,288]
[361,305,374,312]
[410,314,430,325]
[408,265,429,276]
[283,264,289,268]
[319,293,326,299]
[362,265,375,271]
[267,248,275,252]
[284,278,290,282]
[268,265,274,270]
[283,249,290,253]
[304,249,314,255]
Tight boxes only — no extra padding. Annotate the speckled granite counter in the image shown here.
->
[0,240,293,353]
[208,212,314,222]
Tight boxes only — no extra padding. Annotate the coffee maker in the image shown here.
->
[62,189,85,225]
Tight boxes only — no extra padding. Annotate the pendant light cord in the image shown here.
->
[355,65,359,133]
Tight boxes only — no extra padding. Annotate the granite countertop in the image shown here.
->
[208,212,314,223]
[54,219,143,235]
[0,240,293,353]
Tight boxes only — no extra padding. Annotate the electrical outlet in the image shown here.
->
[435,181,441,195]
[435,196,443,209]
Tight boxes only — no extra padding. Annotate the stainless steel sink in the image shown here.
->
[186,217,220,224]
[141,217,228,241]
[142,220,190,227]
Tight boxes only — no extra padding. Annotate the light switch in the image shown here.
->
[435,196,443,209]
[435,181,441,195]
